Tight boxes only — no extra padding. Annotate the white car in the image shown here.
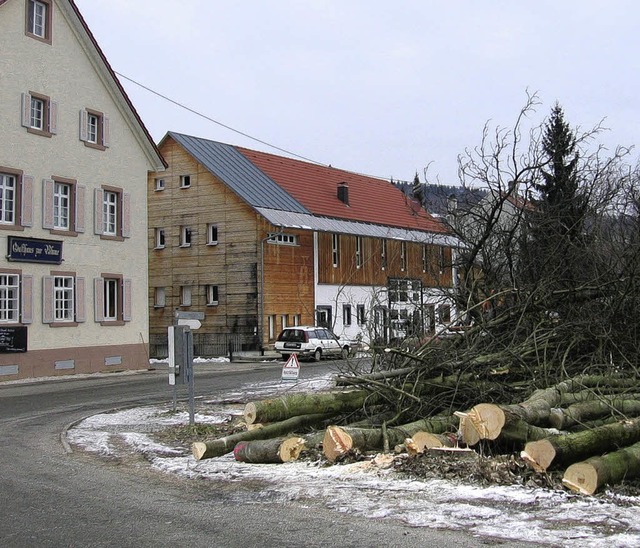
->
[274,326,351,361]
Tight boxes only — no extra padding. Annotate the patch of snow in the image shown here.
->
[67,372,640,547]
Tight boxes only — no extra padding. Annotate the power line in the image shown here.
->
[115,71,414,184]
[115,71,327,166]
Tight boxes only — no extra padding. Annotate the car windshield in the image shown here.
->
[278,329,306,343]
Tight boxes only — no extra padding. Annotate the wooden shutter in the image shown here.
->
[123,278,132,321]
[94,277,104,322]
[75,184,86,233]
[121,192,131,238]
[79,109,88,141]
[49,101,58,134]
[21,93,31,127]
[42,179,55,229]
[75,276,86,322]
[94,187,103,234]
[21,175,34,227]
[42,276,54,323]
[102,116,110,147]
[21,275,33,324]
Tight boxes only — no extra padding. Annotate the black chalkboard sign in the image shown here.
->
[0,326,28,353]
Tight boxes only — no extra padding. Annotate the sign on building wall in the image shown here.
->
[7,236,63,264]
[0,326,27,353]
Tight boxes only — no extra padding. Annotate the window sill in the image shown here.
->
[48,322,79,328]
[83,141,107,151]
[206,242,218,246]
[179,244,191,248]
[0,224,25,232]
[27,127,52,138]
[99,234,125,242]
[99,320,125,326]
[154,246,165,250]
[206,302,219,307]
[49,229,79,237]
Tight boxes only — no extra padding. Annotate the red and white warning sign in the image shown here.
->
[281,353,300,381]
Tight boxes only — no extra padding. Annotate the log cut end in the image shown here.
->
[192,442,207,461]
[562,462,598,495]
[521,439,557,473]
[244,402,257,425]
[411,431,456,452]
[323,425,353,462]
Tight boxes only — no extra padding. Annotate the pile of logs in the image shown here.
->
[191,374,640,496]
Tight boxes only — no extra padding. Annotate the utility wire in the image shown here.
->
[115,71,327,166]
[115,71,413,184]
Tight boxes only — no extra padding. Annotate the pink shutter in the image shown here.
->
[42,276,54,323]
[94,277,104,322]
[49,101,58,134]
[21,275,33,324]
[123,278,132,321]
[21,93,31,127]
[94,188,103,234]
[21,175,34,227]
[42,179,54,229]
[102,116,110,147]
[75,277,86,322]
[79,109,88,141]
[121,192,131,238]
[75,185,86,233]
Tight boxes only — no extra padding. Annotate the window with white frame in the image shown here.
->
[332,234,340,267]
[79,109,109,150]
[94,187,129,239]
[0,173,17,225]
[268,315,276,340]
[343,304,352,326]
[206,285,218,305]
[268,232,297,245]
[154,178,165,191]
[180,226,192,247]
[94,275,131,323]
[0,274,20,322]
[26,0,52,43]
[180,175,191,188]
[22,91,56,136]
[293,314,301,326]
[54,276,74,322]
[207,224,218,245]
[154,287,166,308]
[53,181,70,230]
[355,237,363,268]
[155,228,165,249]
[43,177,83,234]
[438,304,451,324]
[381,239,387,270]
[357,304,366,325]
[181,286,192,306]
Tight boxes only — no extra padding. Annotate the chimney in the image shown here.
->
[337,182,349,205]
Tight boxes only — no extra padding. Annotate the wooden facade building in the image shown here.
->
[148,132,458,355]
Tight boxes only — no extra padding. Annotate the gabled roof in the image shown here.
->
[167,132,309,214]
[59,1,166,169]
[166,132,450,239]
[237,148,448,234]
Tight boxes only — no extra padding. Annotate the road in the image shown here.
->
[0,360,537,547]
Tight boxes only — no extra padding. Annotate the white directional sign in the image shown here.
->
[281,353,300,381]
[178,319,201,330]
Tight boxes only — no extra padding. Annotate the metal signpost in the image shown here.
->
[168,311,204,425]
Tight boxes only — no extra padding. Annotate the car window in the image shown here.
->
[279,329,305,343]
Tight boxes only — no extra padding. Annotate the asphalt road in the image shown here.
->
[0,360,538,548]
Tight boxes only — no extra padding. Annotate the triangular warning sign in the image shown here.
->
[282,353,300,381]
[284,353,300,368]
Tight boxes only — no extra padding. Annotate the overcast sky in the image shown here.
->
[74,1,639,185]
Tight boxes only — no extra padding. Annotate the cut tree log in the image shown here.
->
[192,412,333,460]
[562,440,640,495]
[521,416,640,473]
[549,398,640,430]
[322,415,458,462]
[457,376,627,446]
[410,432,457,451]
[244,390,372,425]
[233,437,306,463]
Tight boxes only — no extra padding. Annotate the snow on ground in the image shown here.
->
[66,369,640,548]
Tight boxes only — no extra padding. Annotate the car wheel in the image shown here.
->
[341,346,349,359]
[281,353,290,362]
[313,349,322,362]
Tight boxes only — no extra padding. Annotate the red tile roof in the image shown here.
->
[236,147,448,234]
